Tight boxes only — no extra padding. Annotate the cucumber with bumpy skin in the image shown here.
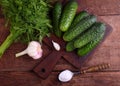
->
[74,22,106,48]
[77,23,105,56]
[66,40,75,52]
[52,2,62,37]
[66,31,84,52]
[70,11,89,29]
[63,15,97,41]
[60,1,78,32]
[66,11,89,52]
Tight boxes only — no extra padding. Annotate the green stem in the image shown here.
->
[0,31,19,58]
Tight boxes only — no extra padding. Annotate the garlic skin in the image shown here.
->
[58,70,74,82]
[15,41,43,59]
[27,41,43,59]
[52,40,60,51]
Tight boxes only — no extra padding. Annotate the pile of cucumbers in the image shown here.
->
[52,1,106,57]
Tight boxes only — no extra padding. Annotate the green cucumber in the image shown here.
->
[66,11,89,52]
[63,15,97,41]
[66,40,76,52]
[74,22,106,48]
[77,23,106,56]
[60,1,78,32]
[66,32,85,52]
[52,2,62,37]
[70,11,89,29]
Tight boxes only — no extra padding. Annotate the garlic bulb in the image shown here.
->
[15,41,43,59]
[52,40,60,51]
[58,70,74,82]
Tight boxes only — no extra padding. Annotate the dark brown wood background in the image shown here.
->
[0,0,120,86]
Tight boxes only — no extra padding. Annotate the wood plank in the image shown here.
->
[0,72,59,86]
[78,0,120,15]
[0,71,120,86]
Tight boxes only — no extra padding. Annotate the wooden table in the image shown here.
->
[0,0,120,86]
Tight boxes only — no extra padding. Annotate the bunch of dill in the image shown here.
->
[0,0,51,57]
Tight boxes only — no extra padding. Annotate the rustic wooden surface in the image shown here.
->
[0,0,120,86]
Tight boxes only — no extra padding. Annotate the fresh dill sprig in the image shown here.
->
[0,0,51,57]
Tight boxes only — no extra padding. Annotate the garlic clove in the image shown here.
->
[52,40,60,51]
[58,70,74,82]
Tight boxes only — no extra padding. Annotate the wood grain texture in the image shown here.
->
[0,72,120,86]
[0,0,120,86]
[77,0,120,16]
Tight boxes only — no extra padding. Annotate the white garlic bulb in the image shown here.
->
[15,41,43,59]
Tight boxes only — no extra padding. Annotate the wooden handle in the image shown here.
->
[33,51,61,79]
[80,63,110,74]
